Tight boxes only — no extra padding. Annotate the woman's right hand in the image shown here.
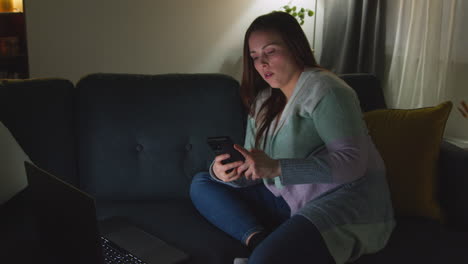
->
[212,154,244,182]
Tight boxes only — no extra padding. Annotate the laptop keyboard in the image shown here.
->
[101,236,147,264]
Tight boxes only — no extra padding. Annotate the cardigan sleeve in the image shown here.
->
[278,86,369,185]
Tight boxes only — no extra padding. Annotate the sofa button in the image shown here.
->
[185,143,192,151]
[136,144,144,152]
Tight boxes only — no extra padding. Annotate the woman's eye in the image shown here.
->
[252,57,259,61]
[266,49,275,54]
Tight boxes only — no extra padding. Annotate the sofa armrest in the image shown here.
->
[438,140,468,231]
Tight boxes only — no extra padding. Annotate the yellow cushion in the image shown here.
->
[363,101,452,220]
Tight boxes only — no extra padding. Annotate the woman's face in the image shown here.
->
[248,30,302,92]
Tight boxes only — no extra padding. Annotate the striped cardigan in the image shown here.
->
[211,68,395,263]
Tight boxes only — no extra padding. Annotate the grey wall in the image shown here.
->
[24,0,319,84]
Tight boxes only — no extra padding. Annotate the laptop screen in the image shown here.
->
[25,161,104,264]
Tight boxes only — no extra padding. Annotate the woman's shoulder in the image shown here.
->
[301,68,358,102]
[301,68,350,93]
[296,68,358,115]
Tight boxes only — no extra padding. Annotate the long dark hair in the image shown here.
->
[240,11,320,149]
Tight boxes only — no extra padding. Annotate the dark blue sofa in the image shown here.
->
[1,73,467,263]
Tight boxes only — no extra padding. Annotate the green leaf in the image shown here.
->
[275,5,313,26]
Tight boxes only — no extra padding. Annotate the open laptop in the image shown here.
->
[24,161,189,264]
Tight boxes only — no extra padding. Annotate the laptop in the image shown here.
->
[24,161,189,264]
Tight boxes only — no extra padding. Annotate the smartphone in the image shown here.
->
[207,136,245,173]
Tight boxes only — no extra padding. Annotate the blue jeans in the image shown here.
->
[190,172,335,264]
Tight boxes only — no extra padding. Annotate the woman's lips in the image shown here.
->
[264,72,273,79]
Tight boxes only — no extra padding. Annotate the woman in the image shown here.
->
[190,11,395,264]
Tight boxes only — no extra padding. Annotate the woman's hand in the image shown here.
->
[212,154,244,182]
[234,144,281,180]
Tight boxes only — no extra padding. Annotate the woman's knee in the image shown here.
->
[191,171,211,183]
[189,172,213,201]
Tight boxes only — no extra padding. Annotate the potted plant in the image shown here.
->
[279,4,314,26]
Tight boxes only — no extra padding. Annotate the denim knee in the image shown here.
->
[189,171,211,201]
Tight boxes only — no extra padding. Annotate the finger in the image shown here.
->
[215,153,230,163]
[244,168,253,180]
[226,173,241,182]
[223,161,244,171]
[253,172,263,180]
[236,161,250,172]
[244,172,250,181]
[251,171,263,180]
[234,144,251,159]
[224,169,239,181]
[236,164,248,175]
[242,168,250,180]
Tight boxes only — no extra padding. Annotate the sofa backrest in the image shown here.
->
[0,73,386,202]
[339,73,387,112]
[0,79,78,186]
[75,73,246,200]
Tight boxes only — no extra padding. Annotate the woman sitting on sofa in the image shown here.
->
[190,11,395,264]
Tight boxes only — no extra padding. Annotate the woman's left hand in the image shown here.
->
[233,144,281,180]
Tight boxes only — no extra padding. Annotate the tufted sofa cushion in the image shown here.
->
[75,73,246,200]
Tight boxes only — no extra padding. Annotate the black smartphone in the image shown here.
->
[207,136,245,173]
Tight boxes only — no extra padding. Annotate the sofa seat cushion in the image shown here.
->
[355,217,468,264]
[96,199,249,264]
